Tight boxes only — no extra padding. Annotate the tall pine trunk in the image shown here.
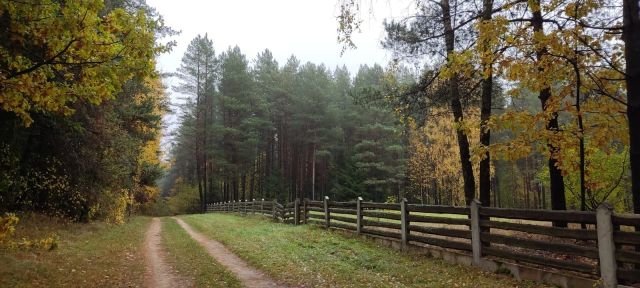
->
[441,0,476,205]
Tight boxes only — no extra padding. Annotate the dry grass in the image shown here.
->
[0,213,150,288]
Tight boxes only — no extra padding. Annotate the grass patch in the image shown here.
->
[181,213,547,288]
[161,217,242,287]
[0,214,150,288]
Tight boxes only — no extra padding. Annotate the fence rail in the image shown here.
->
[206,197,640,287]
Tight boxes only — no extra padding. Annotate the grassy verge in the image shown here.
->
[181,213,546,288]
[0,213,150,288]
[161,217,242,287]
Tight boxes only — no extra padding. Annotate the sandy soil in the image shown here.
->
[143,218,191,288]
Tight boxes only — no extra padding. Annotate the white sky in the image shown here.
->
[148,0,416,75]
[147,0,416,155]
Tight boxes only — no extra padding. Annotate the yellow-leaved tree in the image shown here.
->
[408,107,481,205]
[0,0,167,125]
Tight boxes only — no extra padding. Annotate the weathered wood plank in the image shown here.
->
[480,220,597,240]
[481,233,599,259]
[483,247,596,274]
[407,234,472,251]
[480,207,596,224]
[615,249,640,264]
[331,215,357,224]
[612,214,640,226]
[409,225,471,239]
[361,227,401,239]
[408,215,470,225]
[362,211,401,220]
[613,230,640,245]
[307,206,324,212]
[408,204,469,215]
[308,213,324,220]
[332,201,357,208]
[329,208,358,215]
[362,219,401,230]
[617,268,640,283]
[331,221,357,231]
[362,202,400,210]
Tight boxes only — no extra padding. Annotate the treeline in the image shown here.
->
[164,21,635,214]
[0,0,171,222]
[333,0,638,214]
[162,36,408,210]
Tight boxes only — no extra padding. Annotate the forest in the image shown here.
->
[162,0,639,215]
[0,0,173,222]
[1,0,639,224]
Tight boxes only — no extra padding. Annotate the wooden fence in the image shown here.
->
[207,197,640,287]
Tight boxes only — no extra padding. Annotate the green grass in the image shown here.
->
[180,213,547,288]
[0,214,150,288]
[161,217,242,287]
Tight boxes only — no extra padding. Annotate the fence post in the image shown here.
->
[356,197,363,234]
[470,199,482,266]
[261,198,264,215]
[303,199,308,224]
[294,198,300,225]
[324,196,330,229]
[273,199,278,220]
[400,198,409,250]
[596,203,617,288]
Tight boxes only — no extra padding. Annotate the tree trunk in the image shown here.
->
[479,0,493,207]
[623,0,640,214]
[441,0,476,205]
[531,2,567,222]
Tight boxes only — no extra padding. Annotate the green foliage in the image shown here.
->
[165,182,201,215]
[0,0,168,125]
[0,1,170,221]
[166,41,407,205]
[330,158,366,200]
[537,147,631,212]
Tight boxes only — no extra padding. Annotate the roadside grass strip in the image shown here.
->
[181,213,547,288]
[1,215,150,288]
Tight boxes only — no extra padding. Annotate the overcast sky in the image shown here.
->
[147,0,416,75]
[147,0,416,154]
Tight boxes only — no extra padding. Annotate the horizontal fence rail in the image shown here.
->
[206,198,640,287]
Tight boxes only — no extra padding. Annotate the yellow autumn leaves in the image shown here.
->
[0,0,164,126]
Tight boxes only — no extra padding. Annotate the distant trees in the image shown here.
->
[165,40,407,206]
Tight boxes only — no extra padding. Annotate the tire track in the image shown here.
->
[173,217,284,288]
